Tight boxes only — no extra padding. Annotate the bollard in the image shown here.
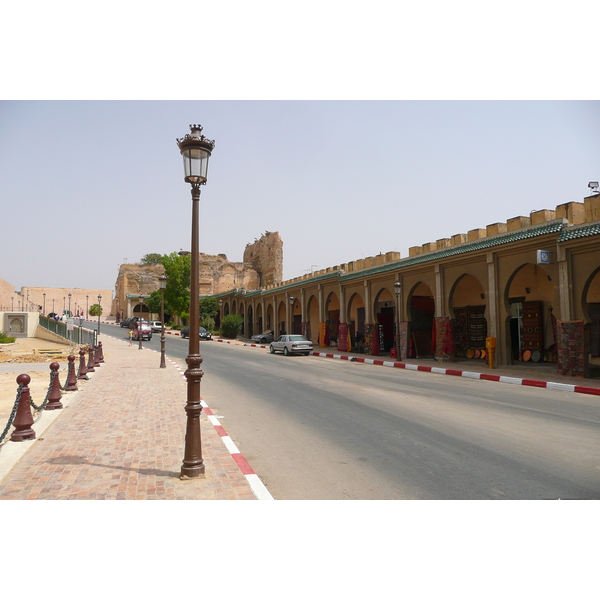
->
[11,374,36,442]
[78,348,89,380]
[45,362,64,410]
[94,344,101,367]
[64,355,78,391]
[86,346,96,372]
[97,341,105,363]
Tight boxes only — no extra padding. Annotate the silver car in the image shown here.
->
[269,334,313,356]
[149,320,163,332]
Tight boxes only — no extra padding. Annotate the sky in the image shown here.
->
[1,99,598,295]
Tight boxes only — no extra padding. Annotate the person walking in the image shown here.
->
[128,328,133,346]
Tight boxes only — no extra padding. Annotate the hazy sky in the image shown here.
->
[1,100,598,294]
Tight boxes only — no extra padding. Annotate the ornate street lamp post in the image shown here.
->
[138,296,144,350]
[394,281,402,358]
[68,293,72,317]
[43,293,46,315]
[289,296,295,335]
[177,123,215,479]
[97,294,102,336]
[86,296,89,320]
[159,275,167,368]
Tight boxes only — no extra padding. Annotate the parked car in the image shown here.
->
[120,318,133,328]
[251,330,274,344]
[149,320,163,332]
[269,335,313,356]
[180,326,212,340]
[132,322,153,341]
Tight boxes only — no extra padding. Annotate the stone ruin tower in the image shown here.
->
[243,231,283,288]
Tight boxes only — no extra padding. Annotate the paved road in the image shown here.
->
[99,321,600,500]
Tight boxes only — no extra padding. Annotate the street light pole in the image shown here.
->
[159,275,167,368]
[138,296,144,350]
[177,123,215,479]
[86,296,89,320]
[43,293,46,315]
[394,281,402,358]
[68,293,72,317]
[97,294,102,336]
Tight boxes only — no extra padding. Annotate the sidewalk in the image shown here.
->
[0,333,272,500]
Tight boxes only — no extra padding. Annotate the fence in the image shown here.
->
[39,315,97,347]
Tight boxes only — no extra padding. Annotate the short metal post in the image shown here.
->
[45,362,64,410]
[78,349,89,379]
[64,355,78,391]
[11,374,36,441]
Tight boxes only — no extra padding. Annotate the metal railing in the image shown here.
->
[39,316,97,347]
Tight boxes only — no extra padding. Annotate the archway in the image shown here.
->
[449,273,487,359]
[325,292,340,346]
[291,297,302,334]
[408,282,435,358]
[583,267,600,374]
[505,263,554,363]
[374,286,395,353]
[347,292,365,349]
[256,303,263,334]
[306,295,319,342]
[247,305,254,337]
[277,300,287,336]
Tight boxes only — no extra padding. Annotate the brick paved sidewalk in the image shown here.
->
[0,334,259,500]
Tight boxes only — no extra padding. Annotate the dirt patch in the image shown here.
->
[0,338,87,430]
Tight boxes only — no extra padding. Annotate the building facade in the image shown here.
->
[215,196,600,379]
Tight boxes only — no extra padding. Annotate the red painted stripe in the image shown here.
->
[417,365,432,372]
[355,357,365,363]
[373,360,384,365]
[522,379,547,388]
[574,386,600,396]
[446,369,463,377]
[232,453,255,475]
[393,362,406,368]
[326,353,334,358]
[203,406,213,415]
[480,373,501,381]
[214,425,228,437]
[341,355,349,360]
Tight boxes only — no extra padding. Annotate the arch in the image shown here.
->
[256,302,264,334]
[325,292,340,346]
[247,305,254,337]
[306,294,319,342]
[277,300,287,335]
[347,292,365,346]
[503,263,555,363]
[266,303,274,332]
[373,286,395,352]
[407,281,435,357]
[583,266,600,366]
[290,296,302,334]
[448,273,487,359]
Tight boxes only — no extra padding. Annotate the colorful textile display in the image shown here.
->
[556,320,585,377]
[434,316,453,360]
[338,322,348,352]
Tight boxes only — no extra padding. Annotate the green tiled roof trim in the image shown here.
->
[558,222,600,241]
[340,221,565,282]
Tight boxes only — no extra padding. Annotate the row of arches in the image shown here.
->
[219,261,600,373]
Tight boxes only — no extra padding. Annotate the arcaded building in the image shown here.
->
[216,196,600,379]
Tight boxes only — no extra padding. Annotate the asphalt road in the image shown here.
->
[98,321,600,500]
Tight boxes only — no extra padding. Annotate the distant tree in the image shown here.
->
[140,253,163,266]
[161,252,191,325]
[88,303,103,317]
[145,290,162,316]
[199,297,218,321]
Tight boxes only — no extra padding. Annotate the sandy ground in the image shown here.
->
[0,338,80,424]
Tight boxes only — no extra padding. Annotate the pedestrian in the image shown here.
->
[128,328,133,346]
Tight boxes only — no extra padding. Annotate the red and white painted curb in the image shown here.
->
[310,352,600,397]
[167,357,274,501]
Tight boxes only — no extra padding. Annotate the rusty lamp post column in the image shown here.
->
[86,295,89,320]
[159,275,167,368]
[138,295,144,350]
[394,281,402,358]
[177,123,215,478]
[43,293,46,315]
[97,294,102,336]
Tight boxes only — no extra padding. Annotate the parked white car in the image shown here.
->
[149,320,163,332]
[269,335,313,356]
